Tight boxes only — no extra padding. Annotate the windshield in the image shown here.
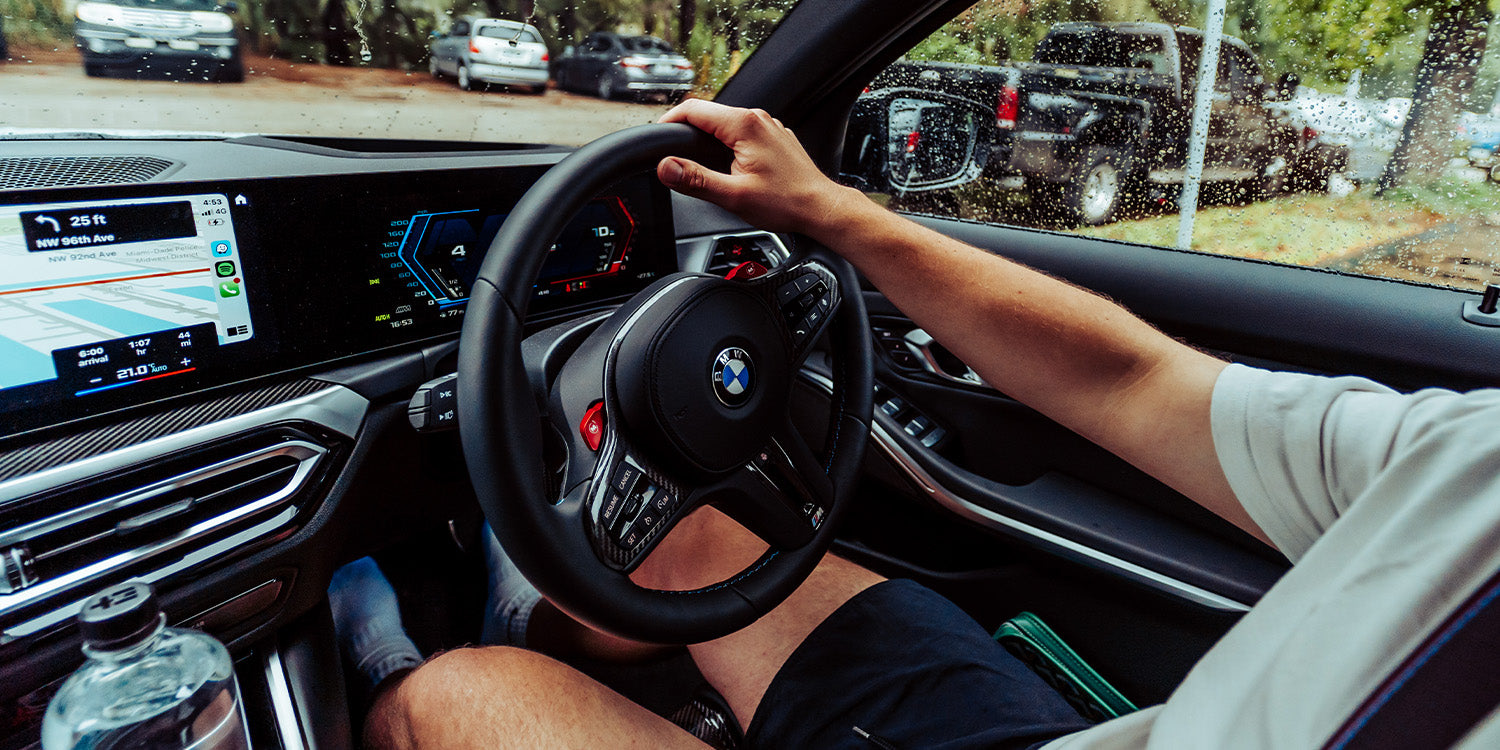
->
[0,1,799,146]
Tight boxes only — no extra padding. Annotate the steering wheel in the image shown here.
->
[457,123,873,644]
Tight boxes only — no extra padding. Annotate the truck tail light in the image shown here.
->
[469,41,481,54]
[1302,126,1318,144]
[997,84,1019,129]
[542,52,550,62]
[905,131,921,154]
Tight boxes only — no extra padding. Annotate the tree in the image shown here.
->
[1378,0,1493,190]
[679,0,697,50]
[321,0,355,65]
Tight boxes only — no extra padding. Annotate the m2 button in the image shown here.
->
[580,401,605,451]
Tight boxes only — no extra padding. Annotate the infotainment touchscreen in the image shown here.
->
[0,194,254,397]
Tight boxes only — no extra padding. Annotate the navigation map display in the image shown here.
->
[0,193,253,396]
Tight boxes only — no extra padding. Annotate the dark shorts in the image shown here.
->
[745,579,1092,749]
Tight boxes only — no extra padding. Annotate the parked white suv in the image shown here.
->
[429,18,549,94]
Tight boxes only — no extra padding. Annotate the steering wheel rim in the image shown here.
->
[457,123,872,643]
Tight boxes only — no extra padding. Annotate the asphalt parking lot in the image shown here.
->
[0,47,671,145]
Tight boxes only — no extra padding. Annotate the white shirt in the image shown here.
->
[1047,364,1500,749]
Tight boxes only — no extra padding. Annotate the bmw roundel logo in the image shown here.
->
[712,347,754,407]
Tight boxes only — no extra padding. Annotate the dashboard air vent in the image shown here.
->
[0,436,329,640]
[706,232,791,276]
[0,156,176,190]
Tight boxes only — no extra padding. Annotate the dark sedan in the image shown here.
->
[553,32,693,101]
[72,0,243,82]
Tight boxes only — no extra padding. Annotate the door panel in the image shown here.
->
[837,214,1500,620]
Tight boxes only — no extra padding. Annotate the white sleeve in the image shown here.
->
[1207,363,1464,560]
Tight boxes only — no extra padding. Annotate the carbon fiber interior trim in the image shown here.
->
[0,380,331,481]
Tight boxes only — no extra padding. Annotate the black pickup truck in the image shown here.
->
[843,22,1326,225]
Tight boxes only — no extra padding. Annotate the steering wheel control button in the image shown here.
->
[580,401,606,451]
[650,487,673,513]
[725,261,770,281]
[408,373,459,433]
[635,506,663,534]
[600,492,626,530]
[711,347,755,407]
[611,462,642,496]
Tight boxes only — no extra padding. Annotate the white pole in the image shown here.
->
[1176,0,1228,251]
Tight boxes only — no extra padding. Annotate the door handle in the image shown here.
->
[902,329,989,388]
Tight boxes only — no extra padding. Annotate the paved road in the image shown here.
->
[0,49,671,146]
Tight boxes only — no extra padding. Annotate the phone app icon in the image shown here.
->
[215,260,236,277]
[218,280,241,298]
[211,241,232,257]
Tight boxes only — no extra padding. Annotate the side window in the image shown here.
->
[841,4,1500,293]
[451,20,471,38]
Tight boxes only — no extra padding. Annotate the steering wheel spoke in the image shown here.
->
[583,436,696,573]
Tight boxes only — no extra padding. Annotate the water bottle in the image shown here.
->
[41,582,250,750]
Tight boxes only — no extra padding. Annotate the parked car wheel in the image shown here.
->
[1064,146,1129,226]
[428,56,441,79]
[457,64,480,91]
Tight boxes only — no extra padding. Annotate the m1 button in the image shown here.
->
[579,401,605,451]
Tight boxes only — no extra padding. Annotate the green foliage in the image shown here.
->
[1381,176,1500,217]
[0,0,72,46]
[1243,0,1425,91]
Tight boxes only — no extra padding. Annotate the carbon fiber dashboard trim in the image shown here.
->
[0,380,331,481]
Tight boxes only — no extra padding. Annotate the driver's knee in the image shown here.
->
[363,646,554,749]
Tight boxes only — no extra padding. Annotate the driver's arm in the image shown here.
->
[658,100,1270,547]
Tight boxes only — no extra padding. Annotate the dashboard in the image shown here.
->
[0,136,782,749]
[0,153,679,438]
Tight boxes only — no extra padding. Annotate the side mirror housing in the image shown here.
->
[846,88,993,194]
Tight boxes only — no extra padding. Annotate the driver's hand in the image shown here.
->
[657,100,862,239]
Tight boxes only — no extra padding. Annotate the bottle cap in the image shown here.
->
[77,582,162,651]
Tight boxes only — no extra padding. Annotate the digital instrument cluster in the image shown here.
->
[0,167,676,435]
